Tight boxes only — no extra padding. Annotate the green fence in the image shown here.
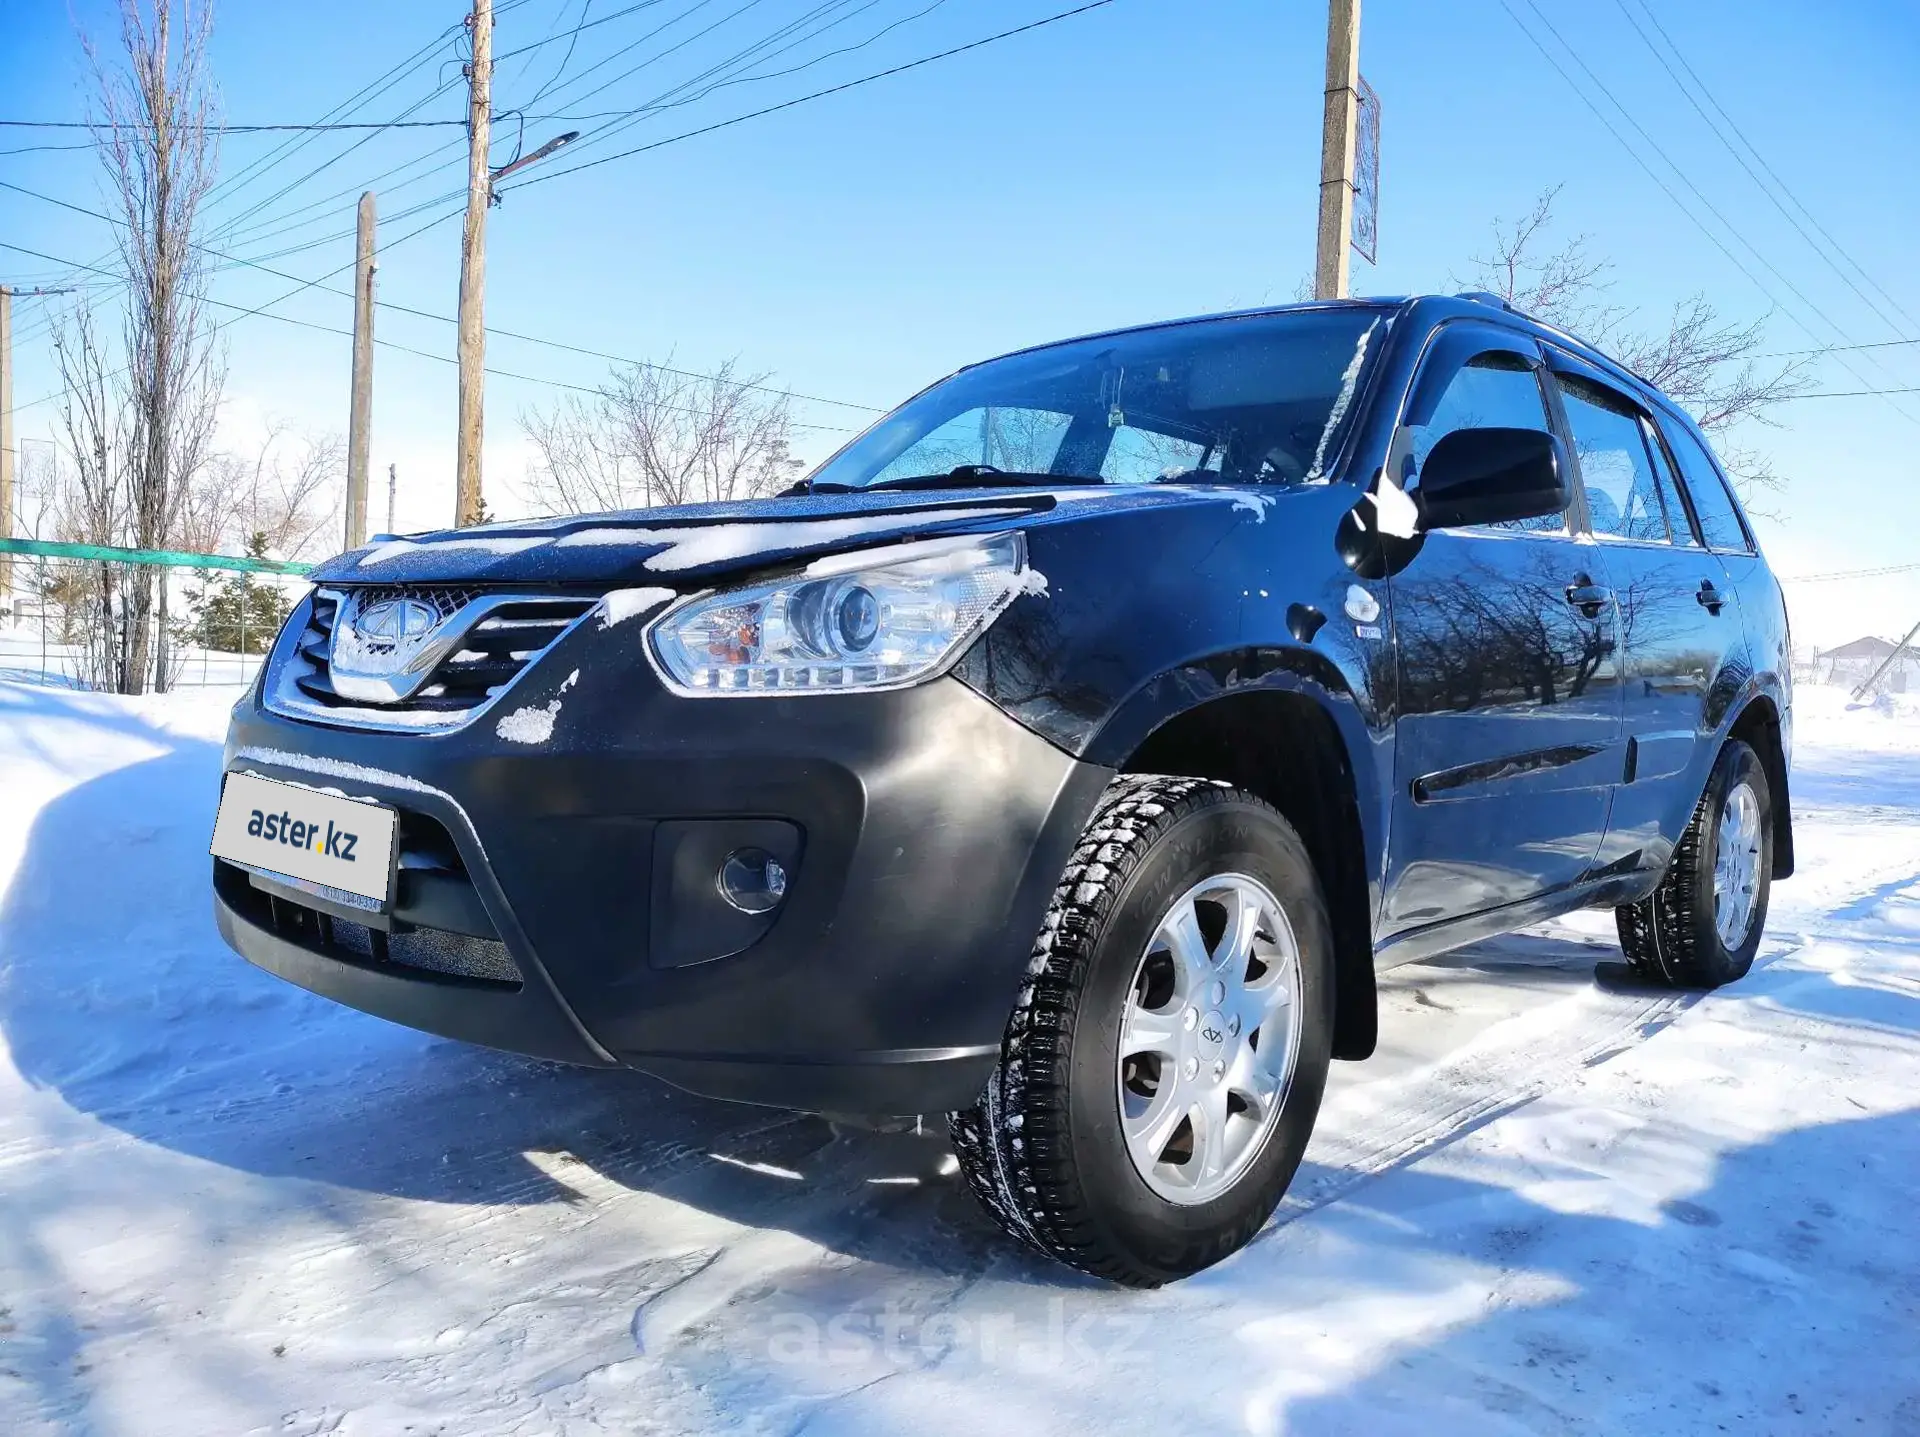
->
[0,537,314,575]
[0,537,316,692]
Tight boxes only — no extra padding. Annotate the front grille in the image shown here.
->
[330,920,523,985]
[268,585,597,732]
[218,806,524,989]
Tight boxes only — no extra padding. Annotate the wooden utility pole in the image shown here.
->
[0,286,13,604]
[345,192,377,550]
[455,0,493,528]
[1314,0,1362,301]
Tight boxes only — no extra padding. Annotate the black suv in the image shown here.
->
[211,294,1792,1286]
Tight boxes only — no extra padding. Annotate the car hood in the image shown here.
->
[305,484,1294,589]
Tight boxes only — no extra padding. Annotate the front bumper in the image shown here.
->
[215,617,1112,1115]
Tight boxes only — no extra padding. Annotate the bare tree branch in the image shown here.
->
[1457,189,1811,501]
[521,357,804,515]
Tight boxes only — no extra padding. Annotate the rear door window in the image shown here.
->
[1640,418,1702,546]
[1660,419,1753,552]
[1555,375,1669,542]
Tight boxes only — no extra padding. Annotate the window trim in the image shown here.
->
[1650,408,1759,556]
[1637,414,1705,548]
[1392,321,1579,539]
[1543,339,1758,557]
[1545,367,1686,549]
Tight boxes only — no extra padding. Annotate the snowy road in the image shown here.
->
[1,679,1916,1436]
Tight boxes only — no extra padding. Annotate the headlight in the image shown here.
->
[647,531,1037,695]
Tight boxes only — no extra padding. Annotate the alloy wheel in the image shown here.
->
[1115,873,1304,1205]
[1713,779,1764,949]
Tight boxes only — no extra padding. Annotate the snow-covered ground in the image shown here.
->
[1,677,1916,1436]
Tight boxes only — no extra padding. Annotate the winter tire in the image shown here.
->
[949,774,1335,1287]
[1617,737,1773,989]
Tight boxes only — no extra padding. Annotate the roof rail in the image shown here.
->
[1455,290,1516,311]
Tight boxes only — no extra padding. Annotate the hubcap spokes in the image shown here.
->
[1117,874,1303,1206]
[1713,781,1763,949]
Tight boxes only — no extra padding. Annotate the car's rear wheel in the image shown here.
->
[948,774,1333,1287]
[1616,738,1773,988]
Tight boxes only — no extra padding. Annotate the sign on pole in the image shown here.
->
[1352,75,1381,266]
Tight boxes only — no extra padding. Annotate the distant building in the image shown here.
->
[1816,635,1920,694]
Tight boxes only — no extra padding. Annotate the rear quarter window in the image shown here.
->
[1661,418,1753,553]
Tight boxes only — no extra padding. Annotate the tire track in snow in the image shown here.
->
[1269,844,1920,1233]
[1271,970,1705,1229]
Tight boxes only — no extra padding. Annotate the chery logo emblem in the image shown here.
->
[1200,1023,1224,1044]
[354,597,439,643]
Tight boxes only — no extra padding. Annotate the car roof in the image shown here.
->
[960,293,1673,418]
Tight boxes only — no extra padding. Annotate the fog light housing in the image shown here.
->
[718,848,788,915]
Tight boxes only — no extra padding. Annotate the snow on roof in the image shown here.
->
[1823,636,1910,659]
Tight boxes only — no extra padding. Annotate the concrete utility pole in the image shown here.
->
[1,286,13,605]
[344,191,377,550]
[455,0,493,528]
[1314,0,1362,301]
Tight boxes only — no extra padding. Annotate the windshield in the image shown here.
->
[807,308,1388,492]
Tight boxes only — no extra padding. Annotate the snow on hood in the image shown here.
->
[304,483,1305,589]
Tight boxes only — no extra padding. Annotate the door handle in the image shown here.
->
[1564,582,1615,618]
[1696,580,1725,615]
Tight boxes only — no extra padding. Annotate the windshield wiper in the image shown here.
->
[794,464,1101,496]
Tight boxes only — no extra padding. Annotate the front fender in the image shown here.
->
[952,486,1396,915]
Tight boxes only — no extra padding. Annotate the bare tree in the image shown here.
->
[48,304,138,689]
[1458,187,1812,501]
[51,0,225,693]
[522,358,803,514]
[180,427,343,559]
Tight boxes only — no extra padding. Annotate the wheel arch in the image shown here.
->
[1106,678,1384,1062]
[1727,690,1794,879]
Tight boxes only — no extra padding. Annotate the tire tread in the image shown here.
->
[948,774,1294,1287]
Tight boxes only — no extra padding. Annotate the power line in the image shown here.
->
[1623,0,1920,337]
[1786,562,1920,584]
[1782,385,1920,400]
[1,202,466,414]
[1757,337,1920,359]
[517,0,600,109]
[495,0,778,137]
[17,17,476,313]
[1516,0,1906,377]
[504,0,1121,191]
[492,0,683,65]
[0,118,468,132]
[517,0,953,176]
[194,0,557,248]
[1608,0,1919,349]
[0,178,884,414]
[1498,0,1920,428]
[0,229,878,423]
[193,0,708,269]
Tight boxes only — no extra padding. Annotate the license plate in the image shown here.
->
[210,771,399,906]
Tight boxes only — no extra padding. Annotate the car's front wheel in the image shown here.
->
[1616,738,1773,988]
[949,774,1334,1287]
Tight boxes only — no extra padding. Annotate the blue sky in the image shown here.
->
[3,0,1916,647]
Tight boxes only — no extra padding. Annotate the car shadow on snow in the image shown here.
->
[1255,1113,1920,1436]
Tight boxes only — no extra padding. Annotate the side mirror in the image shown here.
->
[1414,426,1568,531]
